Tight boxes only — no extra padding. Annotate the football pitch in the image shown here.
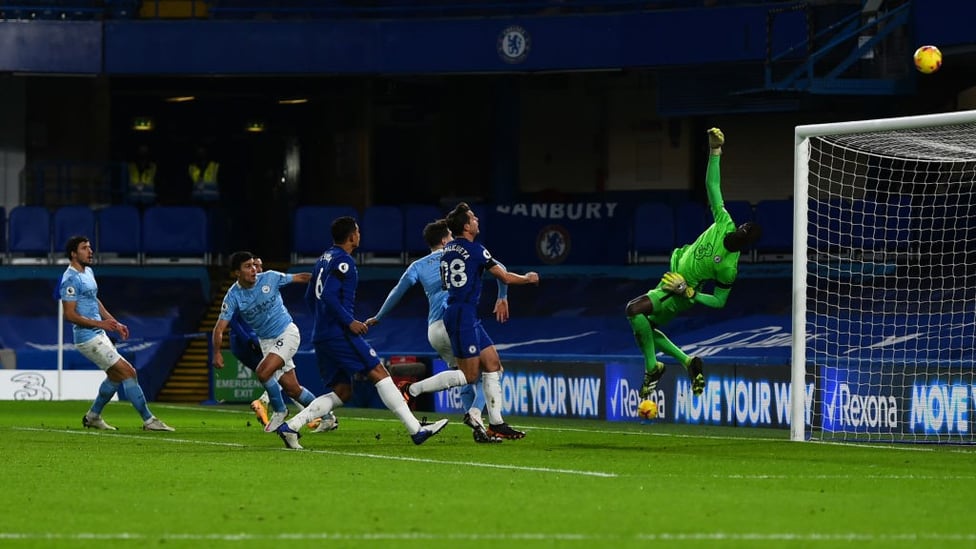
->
[2,401,974,548]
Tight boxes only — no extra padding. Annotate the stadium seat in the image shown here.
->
[402,204,442,258]
[754,199,793,262]
[291,205,358,264]
[96,205,142,264]
[674,201,708,248]
[7,205,52,265]
[53,206,96,264]
[358,205,405,265]
[631,202,674,264]
[142,206,210,264]
[0,206,5,260]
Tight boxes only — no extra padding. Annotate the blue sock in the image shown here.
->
[459,382,486,412]
[263,379,287,413]
[459,383,475,410]
[296,387,317,407]
[122,378,153,421]
[90,379,120,416]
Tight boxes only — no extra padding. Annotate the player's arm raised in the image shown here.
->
[488,264,539,286]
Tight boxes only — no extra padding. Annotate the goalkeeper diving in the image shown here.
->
[626,127,762,397]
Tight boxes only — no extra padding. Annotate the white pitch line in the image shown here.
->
[12,427,616,478]
[1,532,974,543]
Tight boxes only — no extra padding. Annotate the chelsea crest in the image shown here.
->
[498,25,531,64]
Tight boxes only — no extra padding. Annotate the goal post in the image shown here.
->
[792,109,976,443]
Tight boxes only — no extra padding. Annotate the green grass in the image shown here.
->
[1,400,974,548]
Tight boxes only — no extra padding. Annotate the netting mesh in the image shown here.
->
[804,120,976,443]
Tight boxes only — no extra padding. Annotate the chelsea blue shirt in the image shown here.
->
[306,246,359,342]
[441,238,498,307]
[218,270,296,339]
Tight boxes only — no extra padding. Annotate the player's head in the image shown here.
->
[253,257,263,273]
[229,251,255,273]
[446,202,479,239]
[65,235,92,266]
[423,219,451,249]
[724,222,762,252]
[331,216,360,249]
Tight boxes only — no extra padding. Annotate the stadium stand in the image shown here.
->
[142,206,210,264]
[674,201,709,249]
[402,204,443,258]
[290,205,358,264]
[7,206,52,265]
[357,205,405,265]
[630,202,674,264]
[96,205,142,264]
[753,199,793,262]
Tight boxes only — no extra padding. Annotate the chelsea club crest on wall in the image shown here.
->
[536,225,571,264]
[497,25,531,64]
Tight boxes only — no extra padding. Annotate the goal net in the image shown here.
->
[791,110,976,444]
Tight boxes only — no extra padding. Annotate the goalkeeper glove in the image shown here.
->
[662,271,695,299]
[707,127,724,156]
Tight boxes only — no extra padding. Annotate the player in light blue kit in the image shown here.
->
[399,203,539,440]
[211,251,313,433]
[366,219,509,443]
[61,236,174,432]
[275,216,448,449]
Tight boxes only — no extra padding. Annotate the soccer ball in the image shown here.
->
[637,399,658,420]
[913,45,942,74]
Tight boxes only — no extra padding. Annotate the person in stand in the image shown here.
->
[61,235,174,432]
[274,216,449,449]
[126,144,157,207]
[627,127,762,399]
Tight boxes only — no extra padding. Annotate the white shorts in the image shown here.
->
[428,320,457,368]
[259,322,299,373]
[76,333,124,371]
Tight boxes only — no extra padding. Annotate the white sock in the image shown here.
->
[259,392,270,406]
[286,392,342,431]
[409,369,466,397]
[482,371,504,425]
[376,376,420,435]
[467,408,483,425]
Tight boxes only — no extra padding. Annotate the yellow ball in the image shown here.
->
[637,399,658,420]
[913,45,942,74]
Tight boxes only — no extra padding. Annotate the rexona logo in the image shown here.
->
[910,383,970,434]
[822,383,898,432]
[608,376,666,421]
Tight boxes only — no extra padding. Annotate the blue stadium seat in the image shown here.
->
[7,205,51,264]
[674,201,708,248]
[291,205,358,264]
[724,200,754,225]
[809,198,852,259]
[402,204,443,258]
[96,205,142,264]
[53,206,96,263]
[0,206,5,257]
[142,206,209,264]
[754,199,793,262]
[358,205,405,265]
[631,202,674,263]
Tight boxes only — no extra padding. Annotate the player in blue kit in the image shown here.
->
[367,218,509,443]
[275,216,448,449]
[60,236,174,432]
[211,251,314,433]
[399,202,539,440]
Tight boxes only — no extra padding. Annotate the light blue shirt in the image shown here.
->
[219,270,295,339]
[374,248,508,326]
[59,265,103,344]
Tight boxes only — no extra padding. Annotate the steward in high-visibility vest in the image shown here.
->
[189,151,220,203]
[127,159,157,205]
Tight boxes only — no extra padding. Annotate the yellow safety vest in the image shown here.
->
[128,162,157,204]
[189,161,220,202]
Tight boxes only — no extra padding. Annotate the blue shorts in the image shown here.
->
[230,334,263,371]
[313,335,382,389]
[444,303,494,359]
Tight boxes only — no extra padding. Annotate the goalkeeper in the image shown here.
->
[626,127,762,397]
